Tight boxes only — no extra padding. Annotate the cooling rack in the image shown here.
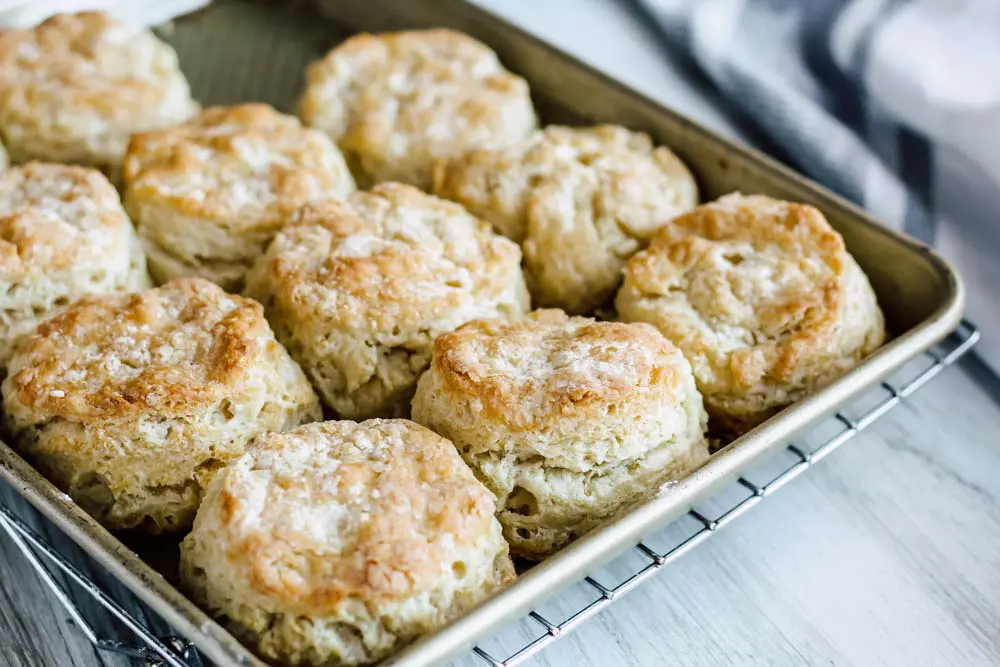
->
[0,319,980,667]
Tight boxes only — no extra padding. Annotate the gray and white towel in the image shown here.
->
[632,0,1000,371]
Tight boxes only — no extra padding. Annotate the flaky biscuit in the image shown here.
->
[245,183,529,420]
[434,125,698,313]
[123,104,355,291]
[0,163,150,366]
[299,29,537,190]
[0,12,197,181]
[412,310,709,559]
[1,278,322,532]
[180,419,514,666]
[616,193,886,436]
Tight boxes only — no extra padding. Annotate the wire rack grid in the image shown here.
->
[0,320,980,667]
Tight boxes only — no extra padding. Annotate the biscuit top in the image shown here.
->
[124,104,355,228]
[206,419,497,614]
[621,193,847,389]
[0,12,195,141]
[0,163,131,281]
[252,183,522,333]
[298,29,535,186]
[434,125,697,242]
[431,310,689,429]
[5,278,270,421]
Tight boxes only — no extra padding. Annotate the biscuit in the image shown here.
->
[180,418,514,666]
[0,163,150,367]
[616,193,886,436]
[412,310,709,559]
[1,278,322,532]
[299,29,537,190]
[123,104,356,292]
[0,12,197,182]
[433,125,698,314]
[245,183,529,420]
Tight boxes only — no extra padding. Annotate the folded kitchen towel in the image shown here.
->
[631,0,1000,372]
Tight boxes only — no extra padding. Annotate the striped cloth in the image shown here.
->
[631,0,1000,372]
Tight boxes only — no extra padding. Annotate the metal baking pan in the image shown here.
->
[0,1,965,666]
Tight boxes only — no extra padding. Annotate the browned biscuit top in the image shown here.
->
[6,278,269,421]
[206,419,501,614]
[0,162,130,280]
[124,104,355,229]
[430,309,688,430]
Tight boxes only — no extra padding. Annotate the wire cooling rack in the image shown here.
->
[0,320,981,667]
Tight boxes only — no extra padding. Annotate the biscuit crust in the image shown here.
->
[245,183,529,419]
[0,12,197,179]
[616,193,886,435]
[434,125,698,313]
[124,104,355,291]
[299,29,537,190]
[0,162,150,366]
[2,278,322,532]
[180,419,514,666]
[412,310,709,559]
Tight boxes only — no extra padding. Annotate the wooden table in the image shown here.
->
[3,2,1000,666]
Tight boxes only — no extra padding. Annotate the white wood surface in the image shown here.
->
[1,2,999,666]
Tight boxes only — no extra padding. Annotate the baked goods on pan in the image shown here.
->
[298,29,537,190]
[412,309,709,559]
[123,104,355,291]
[180,418,514,666]
[0,163,149,367]
[0,11,197,182]
[434,125,698,313]
[245,183,529,420]
[616,193,885,435]
[1,278,321,533]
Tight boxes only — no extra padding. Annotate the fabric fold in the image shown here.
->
[633,0,1000,371]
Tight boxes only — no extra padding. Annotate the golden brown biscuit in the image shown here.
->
[0,163,150,367]
[123,104,355,291]
[616,193,886,435]
[299,29,537,190]
[434,125,698,313]
[0,12,197,181]
[180,418,514,666]
[1,278,322,532]
[245,183,529,420]
[412,310,709,559]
